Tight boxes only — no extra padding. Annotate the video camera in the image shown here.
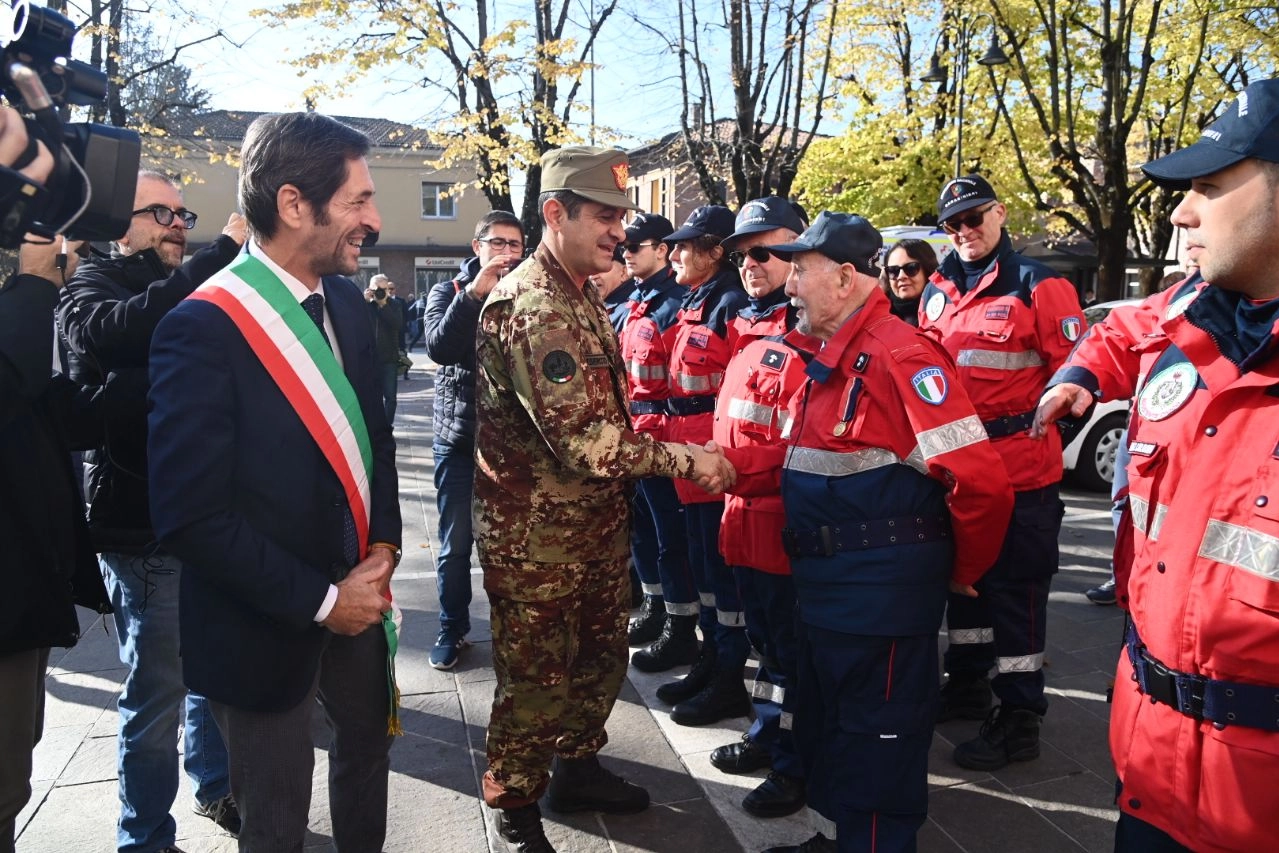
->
[0,0,140,247]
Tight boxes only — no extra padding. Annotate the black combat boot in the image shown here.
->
[936,675,992,722]
[655,639,717,704]
[545,754,650,814]
[952,705,1042,771]
[630,613,699,672]
[762,832,838,853]
[627,595,666,646]
[670,667,750,726]
[495,803,556,853]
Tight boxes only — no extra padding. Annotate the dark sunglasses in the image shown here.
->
[728,246,775,268]
[623,240,659,253]
[885,261,923,278]
[132,205,197,229]
[940,203,997,235]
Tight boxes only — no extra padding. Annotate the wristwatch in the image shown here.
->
[369,542,402,567]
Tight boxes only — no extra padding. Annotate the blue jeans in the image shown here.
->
[379,363,398,424]
[433,446,474,636]
[102,551,230,853]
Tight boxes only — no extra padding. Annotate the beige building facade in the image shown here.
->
[148,110,485,298]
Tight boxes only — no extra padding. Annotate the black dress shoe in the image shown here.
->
[710,734,772,774]
[761,832,837,853]
[742,771,806,818]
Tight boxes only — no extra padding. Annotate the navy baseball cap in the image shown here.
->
[721,196,808,250]
[937,174,999,221]
[624,212,674,243]
[1143,78,1279,190]
[665,205,736,243]
[763,211,883,275]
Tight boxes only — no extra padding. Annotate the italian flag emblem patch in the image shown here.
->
[911,367,949,405]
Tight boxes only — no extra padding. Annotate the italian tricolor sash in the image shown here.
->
[189,254,374,556]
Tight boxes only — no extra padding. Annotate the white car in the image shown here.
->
[1061,298,1141,491]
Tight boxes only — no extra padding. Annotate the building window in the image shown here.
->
[421,182,456,219]
[356,257,380,288]
[415,267,455,295]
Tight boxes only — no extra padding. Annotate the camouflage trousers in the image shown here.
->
[481,555,630,808]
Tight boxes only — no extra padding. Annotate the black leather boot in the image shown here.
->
[495,803,556,853]
[627,595,666,646]
[654,639,716,704]
[937,675,992,722]
[630,613,699,672]
[670,667,750,726]
[953,705,1042,770]
[545,754,650,814]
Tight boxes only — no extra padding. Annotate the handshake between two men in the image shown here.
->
[687,440,736,496]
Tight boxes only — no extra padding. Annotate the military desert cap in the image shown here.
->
[665,205,737,243]
[764,211,883,276]
[540,146,640,210]
[625,212,675,243]
[937,174,999,221]
[1143,77,1279,190]
[721,196,808,250]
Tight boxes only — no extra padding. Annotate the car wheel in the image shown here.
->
[1071,412,1127,492]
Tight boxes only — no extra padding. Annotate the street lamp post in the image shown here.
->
[920,14,1009,178]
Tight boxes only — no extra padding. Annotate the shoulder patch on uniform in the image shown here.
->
[1061,316,1082,342]
[542,350,577,383]
[911,367,949,405]
[1166,290,1198,320]
[760,348,787,370]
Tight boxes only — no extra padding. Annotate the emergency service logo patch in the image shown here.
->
[1166,290,1198,320]
[542,350,577,384]
[911,367,949,405]
[925,292,946,322]
[1137,362,1198,421]
[1061,316,1082,342]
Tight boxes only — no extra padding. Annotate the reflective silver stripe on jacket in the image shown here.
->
[957,349,1046,370]
[626,361,667,381]
[915,415,987,461]
[1199,519,1279,581]
[777,410,792,433]
[1129,496,1170,542]
[784,446,901,478]
[752,679,785,704]
[948,627,994,645]
[998,652,1045,673]
[674,372,723,392]
[728,397,776,428]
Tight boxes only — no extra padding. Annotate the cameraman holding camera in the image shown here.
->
[56,171,247,851]
[365,273,404,425]
[0,106,111,853]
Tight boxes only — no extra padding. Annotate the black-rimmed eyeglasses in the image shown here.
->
[728,246,775,268]
[477,236,524,252]
[132,205,198,229]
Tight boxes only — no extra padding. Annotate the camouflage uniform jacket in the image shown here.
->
[474,245,699,590]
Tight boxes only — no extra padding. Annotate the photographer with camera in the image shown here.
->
[0,105,111,853]
[366,273,404,425]
[56,170,247,851]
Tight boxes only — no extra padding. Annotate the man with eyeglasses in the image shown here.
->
[706,196,810,820]
[422,209,525,671]
[917,174,1085,772]
[55,170,247,851]
[617,212,697,670]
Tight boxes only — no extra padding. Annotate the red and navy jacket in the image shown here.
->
[780,290,1012,635]
[666,266,749,504]
[714,290,806,574]
[918,234,1084,491]
[618,266,687,437]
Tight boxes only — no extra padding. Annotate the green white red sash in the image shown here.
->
[189,253,374,555]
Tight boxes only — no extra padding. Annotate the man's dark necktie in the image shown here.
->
[300,291,360,567]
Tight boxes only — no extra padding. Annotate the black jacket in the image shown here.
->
[367,297,404,365]
[1,274,111,654]
[423,256,482,452]
[55,235,243,554]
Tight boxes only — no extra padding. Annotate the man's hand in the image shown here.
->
[689,440,736,495]
[470,254,518,301]
[949,581,979,598]
[0,105,53,184]
[321,557,393,636]
[1030,383,1093,439]
[19,237,85,288]
[222,212,248,246]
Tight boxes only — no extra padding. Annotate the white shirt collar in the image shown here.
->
[249,240,325,304]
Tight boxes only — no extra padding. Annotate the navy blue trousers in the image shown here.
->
[632,477,697,612]
[737,566,802,778]
[684,501,748,666]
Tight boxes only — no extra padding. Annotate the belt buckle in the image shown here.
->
[1175,673,1206,721]
[818,526,836,557]
[781,528,800,557]
[1140,651,1178,708]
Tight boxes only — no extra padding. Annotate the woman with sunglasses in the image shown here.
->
[879,239,939,326]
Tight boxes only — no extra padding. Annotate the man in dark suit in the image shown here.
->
[148,111,402,852]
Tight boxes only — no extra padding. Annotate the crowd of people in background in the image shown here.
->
[6,74,1279,853]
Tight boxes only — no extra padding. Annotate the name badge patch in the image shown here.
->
[985,305,1011,320]
[636,325,655,341]
[688,331,710,349]
[584,353,611,369]
[1128,440,1157,457]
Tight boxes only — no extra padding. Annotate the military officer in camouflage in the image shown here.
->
[474,146,735,853]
